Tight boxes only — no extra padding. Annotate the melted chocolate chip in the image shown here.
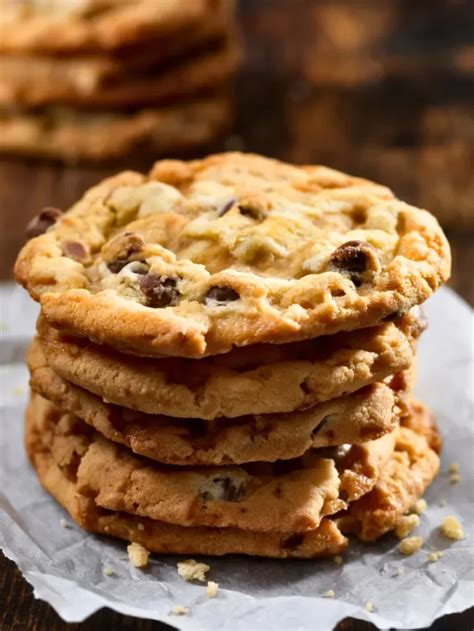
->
[107,259,131,273]
[202,476,246,502]
[26,207,63,239]
[217,198,236,216]
[331,240,373,274]
[330,240,380,286]
[282,533,304,550]
[62,240,89,263]
[205,286,240,305]
[106,233,145,273]
[139,274,180,308]
[238,203,267,221]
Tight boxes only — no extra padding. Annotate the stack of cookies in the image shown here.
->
[15,153,451,559]
[0,0,239,162]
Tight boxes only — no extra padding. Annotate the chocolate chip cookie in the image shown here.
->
[0,95,232,162]
[26,392,399,533]
[15,153,450,357]
[26,415,349,558]
[0,36,240,108]
[0,0,230,54]
[338,401,441,541]
[35,310,421,419]
[29,340,401,465]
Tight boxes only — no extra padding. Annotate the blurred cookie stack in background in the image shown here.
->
[0,0,240,162]
[15,153,450,558]
[286,0,474,228]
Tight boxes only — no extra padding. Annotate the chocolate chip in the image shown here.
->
[205,286,240,305]
[139,273,180,308]
[238,203,267,221]
[217,198,236,216]
[106,232,145,273]
[107,259,127,273]
[62,240,89,263]
[26,207,62,239]
[201,476,246,502]
[330,240,380,285]
[282,533,304,550]
[331,240,372,273]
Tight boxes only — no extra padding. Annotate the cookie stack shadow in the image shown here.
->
[0,0,239,162]
[16,152,450,559]
[25,307,441,558]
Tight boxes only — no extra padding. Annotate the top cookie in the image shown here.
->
[0,0,225,53]
[15,153,450,358]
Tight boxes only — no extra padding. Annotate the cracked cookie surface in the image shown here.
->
[15,153,450,357]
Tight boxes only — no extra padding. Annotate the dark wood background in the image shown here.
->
[0,1,472,629]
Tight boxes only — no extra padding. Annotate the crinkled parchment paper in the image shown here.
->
[0,284,473,629]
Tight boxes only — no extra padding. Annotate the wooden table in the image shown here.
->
[0,1,472,629]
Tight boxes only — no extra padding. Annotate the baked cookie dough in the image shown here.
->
[29,341,401,465]
[338,401,441,541]
[15,153,450,357]
[26,393,398,533]
[35,311,420,419]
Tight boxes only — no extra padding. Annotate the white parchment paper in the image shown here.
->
[0,283,473,629]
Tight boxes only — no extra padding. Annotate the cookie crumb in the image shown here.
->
[137,523,145,531]
[427,551,444,562]
[439,498,447,507]
[14,386,25,396]
[206,581,219,598]
[127,542,150,568]
[410,498,427,514]
[395,514,420,538]
[365,601,374,612]
[394,566,404,577]
[440,516,464,540]
[333,555,343,565]
[448,462,460,474]
[399,536,424,555]
[323,590,335,598]
[103,566,114,576]
[170,605,189,616]
[177,559,210,583]
[59,518,70,529]
[449,473,462,484]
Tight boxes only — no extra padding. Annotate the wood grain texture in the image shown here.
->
[0,0,473,628]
